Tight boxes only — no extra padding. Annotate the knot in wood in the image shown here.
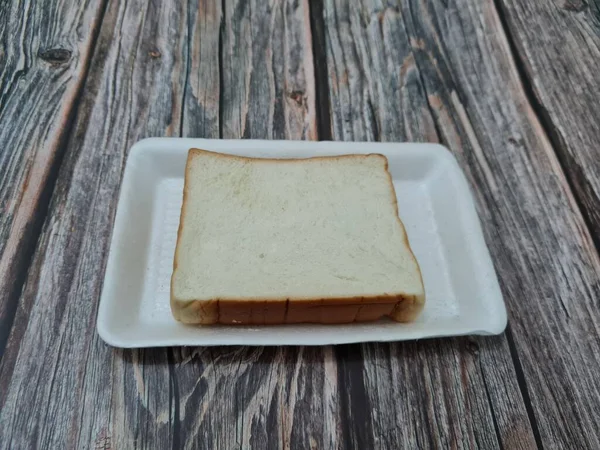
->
[507,135,523,146]
[466,338,480,355]
[289,90,305,106]
[38,48,72,65]
[562,0,587,12]
[94,434,112,450]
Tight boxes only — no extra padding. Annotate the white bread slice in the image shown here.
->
[171,149,425,325]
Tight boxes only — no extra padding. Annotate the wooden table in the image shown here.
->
[1,1,599,448]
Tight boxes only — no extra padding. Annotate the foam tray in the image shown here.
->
[97,139,507,347]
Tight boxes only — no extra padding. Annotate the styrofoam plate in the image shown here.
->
[97,139,506,347]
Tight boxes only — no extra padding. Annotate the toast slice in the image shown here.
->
[171,149,425,325]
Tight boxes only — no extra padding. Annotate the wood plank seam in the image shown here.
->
[308,0,333,141]
[218,0,226,139]
[491,0,600,258]
[0,0,111,361]
[334,345,376,449]
[179,0,193,138]
[479,364,505,450]
[504,326,544,449]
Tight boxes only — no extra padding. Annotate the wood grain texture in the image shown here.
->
[497,0,600,244]
[182,0,221,138]
[325,0,600,448]
[324,1,537,448]
[2,0,598,448]
[0,0,106,354]
[221,0,317,139]
[0,0,326,449]
[173,2,334,449]
[0,0,189,447]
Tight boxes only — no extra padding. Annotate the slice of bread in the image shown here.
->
[171,149,425,325]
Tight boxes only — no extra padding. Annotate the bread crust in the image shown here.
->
[171,148,425,325]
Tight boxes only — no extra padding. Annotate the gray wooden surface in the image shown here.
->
[0,0,105,357]
[498,0,600,244]
[0,0,599,448]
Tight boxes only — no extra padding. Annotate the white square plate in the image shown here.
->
[97,138,506,347]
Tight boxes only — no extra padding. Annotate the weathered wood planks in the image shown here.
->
[172,2,334,449]
[0,0,191,447]
[498,0,600,245]
[0,0,324,448]
[1,0,599,448]
[0,0,106,356]
[324,1,538,448]
[221,0,317,139]
[324,0,600,448]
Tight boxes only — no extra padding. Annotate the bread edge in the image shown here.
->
[170,148,425,325]
[380,155,426,322]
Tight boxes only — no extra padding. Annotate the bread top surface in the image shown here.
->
[171,149,424,303]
